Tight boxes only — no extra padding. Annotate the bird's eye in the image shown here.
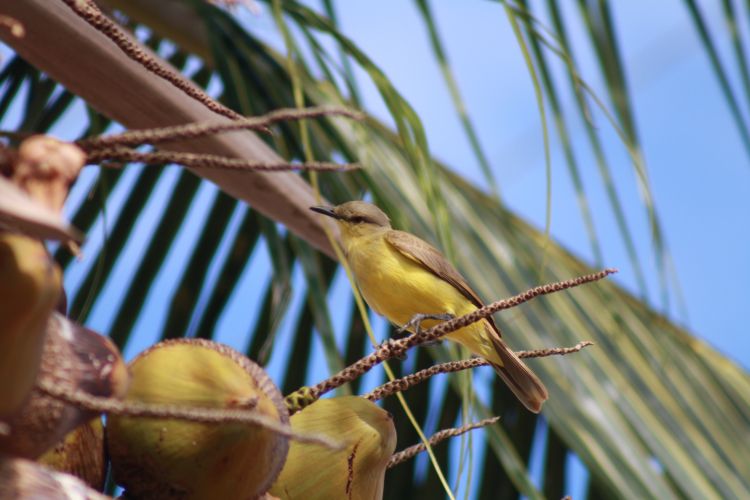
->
[349,216,366,224]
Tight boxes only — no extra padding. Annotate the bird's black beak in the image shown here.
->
[310,206,340,219]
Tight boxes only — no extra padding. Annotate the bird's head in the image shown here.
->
[310,201,391,242]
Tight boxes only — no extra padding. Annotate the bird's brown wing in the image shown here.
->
[386,230,547,412]
[385,230,502,333]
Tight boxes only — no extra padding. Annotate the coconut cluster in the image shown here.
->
[0,135,400,500]
[104,339,397,499]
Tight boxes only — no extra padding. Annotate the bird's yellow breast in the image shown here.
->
[346,231,476,329]
[342,229,497,363]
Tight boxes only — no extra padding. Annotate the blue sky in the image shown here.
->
[331,4,749,493]
[312,1,750,366]
[2,1,748,498]
[244,2,750,497]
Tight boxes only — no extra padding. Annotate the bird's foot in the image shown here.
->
[397,313,455,337]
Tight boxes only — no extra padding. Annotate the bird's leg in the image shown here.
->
[397,313,455,340]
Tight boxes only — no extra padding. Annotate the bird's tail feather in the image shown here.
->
[487,327,548,413]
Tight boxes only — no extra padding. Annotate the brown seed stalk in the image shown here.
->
[61,0,241,121]
[86,148,360,172]
[36,378,339,449]
[286,269,615,414]
[387,417,501,468]
[77,106,365,150]
[364,341,594,401]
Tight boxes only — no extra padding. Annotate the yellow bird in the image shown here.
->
[311,201,548,413]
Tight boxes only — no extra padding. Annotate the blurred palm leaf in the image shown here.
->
[2,1,749,498]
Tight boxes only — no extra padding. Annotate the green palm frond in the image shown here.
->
[2,1,749,499]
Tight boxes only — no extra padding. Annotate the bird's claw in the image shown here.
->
[397,312,455,336]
